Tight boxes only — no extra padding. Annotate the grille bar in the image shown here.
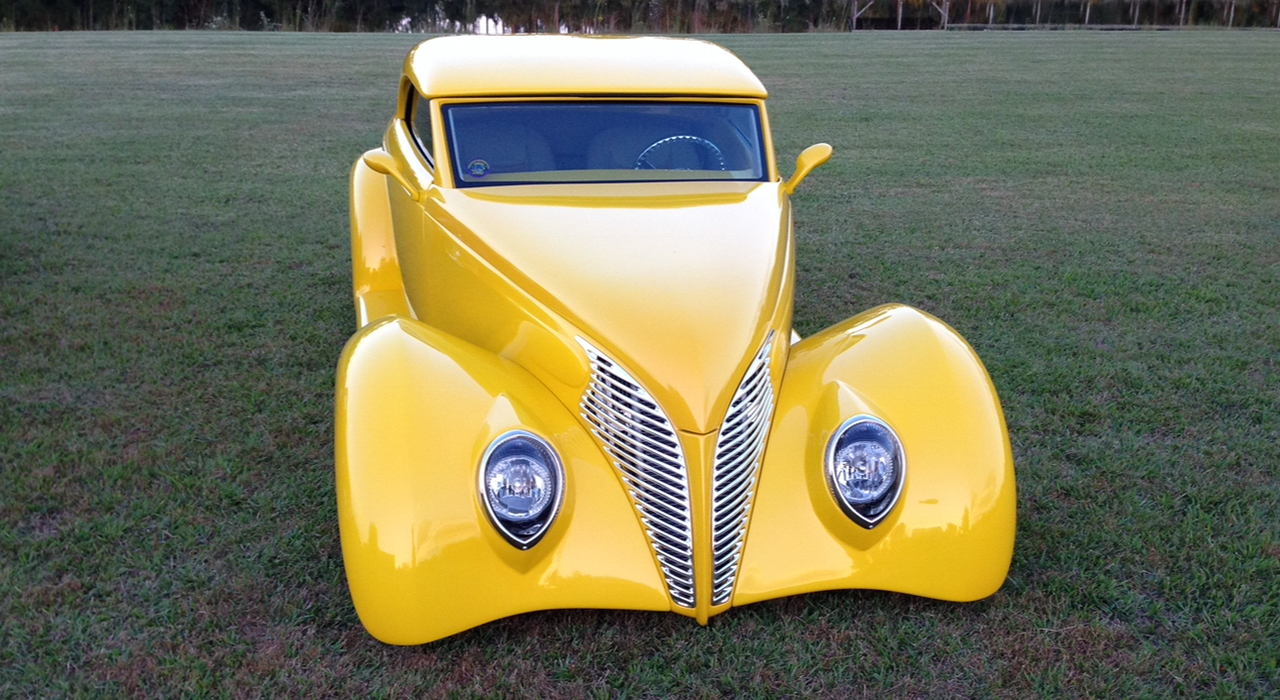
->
[710,333,776,605]
[577,339,696,609]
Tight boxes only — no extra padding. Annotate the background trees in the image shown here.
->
[0,0,1274,34]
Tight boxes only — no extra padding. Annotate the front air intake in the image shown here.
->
[710,333,776,605]
[577,339,696,609]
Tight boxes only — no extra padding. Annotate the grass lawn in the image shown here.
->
[1,29,1277,698]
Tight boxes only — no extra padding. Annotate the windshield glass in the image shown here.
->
[443,101,768,187]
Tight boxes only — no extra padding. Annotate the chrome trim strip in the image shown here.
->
[709,332,775,606]
[577,338,696,609]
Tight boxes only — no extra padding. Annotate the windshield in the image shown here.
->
[443,101,768,187]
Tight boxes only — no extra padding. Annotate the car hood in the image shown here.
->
[431,181,790,433]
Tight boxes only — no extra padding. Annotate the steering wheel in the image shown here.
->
[634,135,727,171]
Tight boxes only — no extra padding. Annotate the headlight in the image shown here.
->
[479,430,565,549]
[824,416,905,529]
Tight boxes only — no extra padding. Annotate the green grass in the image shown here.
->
[2,30,1277,698]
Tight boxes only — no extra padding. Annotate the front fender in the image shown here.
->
[735,304,1016,605]
[336,316,668,645]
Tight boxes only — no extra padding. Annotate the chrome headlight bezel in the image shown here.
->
[824,415,906,529]
[478,430,565,550]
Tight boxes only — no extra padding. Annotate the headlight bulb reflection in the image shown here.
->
[832,440,896,504]
[486,455,553,523]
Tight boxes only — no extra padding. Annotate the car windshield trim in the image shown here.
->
[442,100,769,188]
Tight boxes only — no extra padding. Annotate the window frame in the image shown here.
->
[406,89,435,169]
[438,98,772,189]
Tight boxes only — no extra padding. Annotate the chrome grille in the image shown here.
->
[710,333,776,605]
[577,338,696,608]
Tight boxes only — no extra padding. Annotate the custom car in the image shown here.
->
[336,34,1017,645]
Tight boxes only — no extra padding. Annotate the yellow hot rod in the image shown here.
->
[337,35,1016,645]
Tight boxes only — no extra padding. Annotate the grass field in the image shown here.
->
[2,30,1278,698]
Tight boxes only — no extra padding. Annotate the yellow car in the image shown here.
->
[337,34,1016,645]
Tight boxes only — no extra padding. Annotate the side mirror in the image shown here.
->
[363,150,421,202]
[783,143,833,195]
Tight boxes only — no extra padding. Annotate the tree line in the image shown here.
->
[3,0,1278,31]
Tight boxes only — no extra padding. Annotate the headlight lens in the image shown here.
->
[479,430,564,549]
[831,440,896,504]
[486,453,553,522]
[825,416,905,528]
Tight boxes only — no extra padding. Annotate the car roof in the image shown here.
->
[404,35,768,99]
